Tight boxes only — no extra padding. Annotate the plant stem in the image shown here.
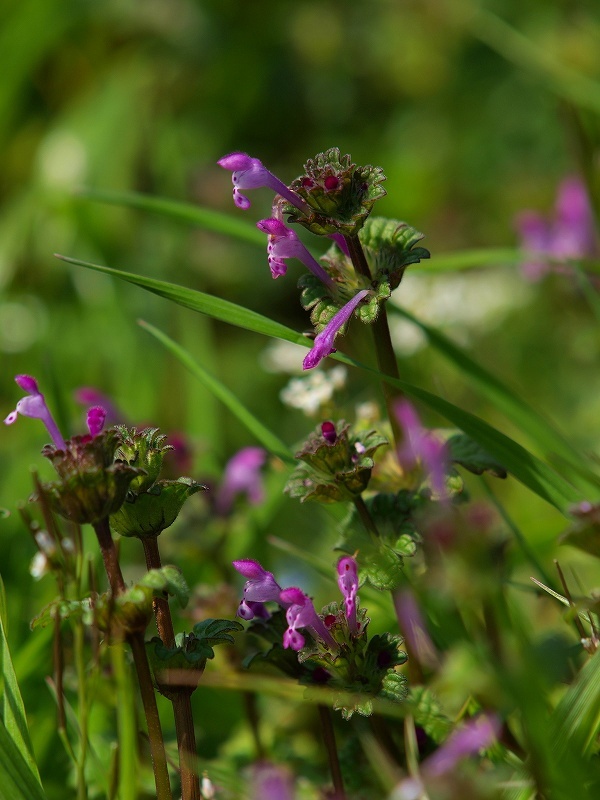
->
[92,518,126,595]
[353,495,380,539]
[128,632,173,800]
[92,519,172,800]
[142,536,201,800]
[318,705,346,800]
[344,234,403,449]
[73,622,89,800]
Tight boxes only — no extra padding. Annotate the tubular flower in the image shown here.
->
[395,400,448,497]
[337,556,359,634]
[280,587,337,652]
[303,289,370,370]
[86,406,106,438]
[4,374,66,449]
[218,152,309,213]
[216,447,267,515]
[233,559,285,620]
[256,218,334,287]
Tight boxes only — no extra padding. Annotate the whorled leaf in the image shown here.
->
[285,147,387,237]
[285,422,388,504]
[360,216,430,292]
[139,566,190,608]
[337,491,426,590]
[405,686,453,743]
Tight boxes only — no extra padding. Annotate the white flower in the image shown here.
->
[280,366,347,415]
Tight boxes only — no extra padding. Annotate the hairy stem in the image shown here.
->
[318,704,346,800]
[142,536,201,800]
[92,519,172,800]
[344,234,403,449]
[128,632,173,800]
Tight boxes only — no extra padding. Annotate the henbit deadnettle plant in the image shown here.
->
[232,555,408,720]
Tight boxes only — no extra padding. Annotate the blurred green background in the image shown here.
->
[1,0,599,795]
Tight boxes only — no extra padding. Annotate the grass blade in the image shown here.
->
[138,320,294,465]
[392,305,599,493]
[78,188,264,245]
[59,254,584,512]
[0,577,41,785]
[0,718,46,800]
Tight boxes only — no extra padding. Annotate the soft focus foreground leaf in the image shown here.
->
[0,719,46,800]
[551,651,600,759]
[60,256,584,512]
[447,433,508,478]
[0,576,41,786]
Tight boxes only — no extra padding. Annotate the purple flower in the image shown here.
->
[337,556,358,634]
[4,375,66,449]
[86,406,106,438]
[516,177,596,281]
[250,762,295,800]
[218,152,309,213]
[392,714,500,798]
[280,587,337,651]
[74,387,123,425]
[256,218,334,287]
[424,714,500,777]
[303,289,370,370]
[216,446,266,515]
[233,558,284,620]
[393,588,439,670]
[395,400,448,497]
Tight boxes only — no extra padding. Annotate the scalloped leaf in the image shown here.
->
[139,566,190,608]
[405,686,453,743]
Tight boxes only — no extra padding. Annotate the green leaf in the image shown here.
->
[551,651,600,759]
[0,582,41,787]
[393,305,599,492]
[140,566,190,609]
[78,188,265,245]
[138,320,294,465]
[191,618,244,646]
[59,255,584,513]
[55,254,307,346]
[0,718,47,800]
[405,686,452,743]
[447,433,508,478]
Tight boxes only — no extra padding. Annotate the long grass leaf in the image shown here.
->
[55,255,306,345]
[0,719,47,800]
[138,320,294,464]
[78,188,264,245]
[551,651,600,758]
[392,306,599,492]
[0,577,41,784]
[59,255,582,512]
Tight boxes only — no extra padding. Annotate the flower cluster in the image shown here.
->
[233,555,408,717]
[515,176,597,281]
[218,149,391,370]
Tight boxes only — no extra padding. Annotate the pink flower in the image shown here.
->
[337,556,358,634]
[232,558,285,620]
[303,289,370,370]
[218,152,309,213]
[256,218,333,286]
[216,447,266,515]
[516,177,596,281]
[395,400,448,497]
[280,587,338,651]
[4,375,66,449]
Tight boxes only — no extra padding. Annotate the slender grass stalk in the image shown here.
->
[318,704,346,800]
[142,536,201,800]
[73,622,89,800]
